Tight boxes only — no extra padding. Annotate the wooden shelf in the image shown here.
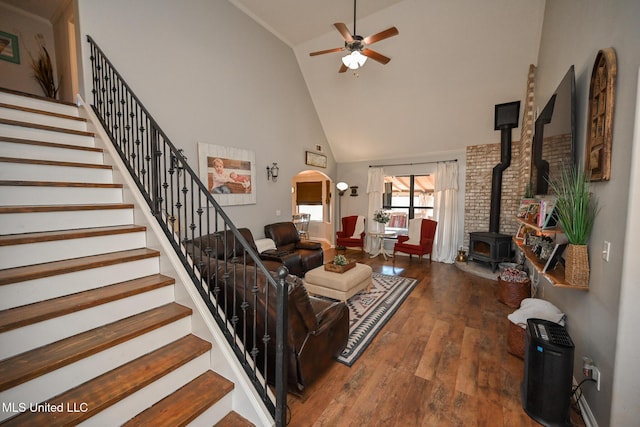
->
[514,217,563,235]
[513,239,589,291]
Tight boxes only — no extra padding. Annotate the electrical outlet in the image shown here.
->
[275,210,281,217]
[602,241,611,262]
[593,366,601,391]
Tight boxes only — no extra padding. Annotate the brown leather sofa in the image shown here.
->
[263,222,324,277]
[184,229,348,394]
[218,265,348,394]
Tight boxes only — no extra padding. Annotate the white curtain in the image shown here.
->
[432,161,459,263]
[366,167,385,253]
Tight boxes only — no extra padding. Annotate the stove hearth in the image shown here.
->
[468,231,512,272]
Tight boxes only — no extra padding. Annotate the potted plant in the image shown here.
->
[325,254,355,273]
[548,165,599,286]
[372,209,391,233]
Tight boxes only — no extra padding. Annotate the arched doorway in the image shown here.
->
[291,170,334,246]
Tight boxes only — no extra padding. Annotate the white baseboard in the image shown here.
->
[573,377,599,427]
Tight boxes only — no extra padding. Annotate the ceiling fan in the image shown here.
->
[309,0,399,73]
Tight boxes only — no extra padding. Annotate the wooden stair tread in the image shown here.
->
[0,274,175,333]
[0,180,122,188]
[0,136,103,153]
[0,118,94,137]
[123,370,234,427]
[0,156,112,170]
[0,248,159,286]
[0,102,86,122]
[0,302,193,392]
[0,87,77,107]
[0,224,146,246]
[0,203,134,214]
[0,335,211,426]
[215,411,256,427]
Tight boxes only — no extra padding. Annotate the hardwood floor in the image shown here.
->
[288,248,584,427]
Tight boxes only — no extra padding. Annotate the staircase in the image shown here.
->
[0,89,256,426]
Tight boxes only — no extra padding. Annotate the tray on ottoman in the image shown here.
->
[304,263,372,302]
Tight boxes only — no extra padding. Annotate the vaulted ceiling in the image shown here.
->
[6,0,545,164]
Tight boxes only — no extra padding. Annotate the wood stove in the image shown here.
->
[468,231,512,272]
[468,101,520,272]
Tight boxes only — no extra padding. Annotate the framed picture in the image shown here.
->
[0,31,20,64]
[305,151,327,168]
[517,198,537,218]
[515,224,526,241]
[198,143,256,206]
[543,243,568,273]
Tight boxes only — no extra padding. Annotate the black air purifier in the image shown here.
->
[521,318,574,427]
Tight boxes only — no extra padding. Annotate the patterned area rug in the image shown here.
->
[336,273,418,366]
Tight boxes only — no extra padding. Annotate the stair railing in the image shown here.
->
[87,35,287,425]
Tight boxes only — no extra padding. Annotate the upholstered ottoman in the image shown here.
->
[303,263,372,301]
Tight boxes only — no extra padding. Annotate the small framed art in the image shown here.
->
[305,151,327,168]
[0,31,20,64]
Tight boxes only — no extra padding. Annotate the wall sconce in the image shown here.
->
[170,148,187,175]
[336,181,349,196]
[266,162,279,182]
[350,186,359,196]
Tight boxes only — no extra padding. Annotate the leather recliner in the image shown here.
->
[263,222,324,277]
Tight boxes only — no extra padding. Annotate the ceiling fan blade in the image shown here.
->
[339,63,349,73]
[334,23,354,43]
[361,48,391,64]
[309,47,344,56]
[362,27,399,45]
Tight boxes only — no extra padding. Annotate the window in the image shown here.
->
[383,175,434,232]
[296,181,323,221]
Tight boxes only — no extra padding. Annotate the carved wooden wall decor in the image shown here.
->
[586,48,617,181]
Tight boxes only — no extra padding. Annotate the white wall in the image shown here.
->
[76,0,333,240]
[0,3,58,97]
[534,1,640,425]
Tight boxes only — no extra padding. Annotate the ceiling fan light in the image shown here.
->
[342,51,367,70]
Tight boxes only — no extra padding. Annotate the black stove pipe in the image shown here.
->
[489,101,520,234]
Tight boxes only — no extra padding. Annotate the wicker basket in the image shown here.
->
[565,244,590,287]
[507,321,526,359]
[497,277,531,308]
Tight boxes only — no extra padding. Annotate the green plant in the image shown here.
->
[524,181,535,198]
[333,254,348,266]
[548,165,599,245]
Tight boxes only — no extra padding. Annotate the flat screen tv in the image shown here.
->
[531,66,577,195]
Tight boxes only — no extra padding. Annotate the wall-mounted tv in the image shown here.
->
[531,66,577,195]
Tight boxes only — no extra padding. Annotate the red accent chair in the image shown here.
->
[393,219,437,262]
[336,215,365,251]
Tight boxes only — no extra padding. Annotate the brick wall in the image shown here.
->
[463,65,536,249]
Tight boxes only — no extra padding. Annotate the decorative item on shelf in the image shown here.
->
[372,209,390,233]
[266,162,279,181]
[325,254,356,273]
[456,248,468,263]
[548,164,599,287]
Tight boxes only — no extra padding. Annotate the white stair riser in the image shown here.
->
[0,257,160,310]
[0,317,192,423]
[0,231,147,269]
[0,162,113,183]
[82,353,210,427]
[0,208,134,234]
[0,285,175,359]
[0,185,123,206]
[0,107,87,132]
[189,392,233,427]
[0,123,94,147]
[0,141,104,164]
[0,93,80,117]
